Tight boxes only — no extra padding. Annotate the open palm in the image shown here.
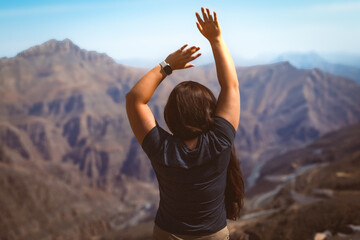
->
[196,8,222,43]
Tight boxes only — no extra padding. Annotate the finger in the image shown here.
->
[191,47,201,54]
[196,22,203,32]
[180,44,188,51]
[185,46,199,55]
[195,12,204,25]
[206,8,213,21]
[214,11,218,23]
[190,52,202,61]
[201,7,208,22]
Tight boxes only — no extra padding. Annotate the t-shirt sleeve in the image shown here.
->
[211,116,236,147]
[141,124,170,159]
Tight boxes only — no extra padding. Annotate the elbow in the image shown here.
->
[222,78,239,91]
[125,91,136,102]
[232,80,239,90]
[125,91,132,101]
[125,91,135,108]
[232,76,239,89]
[126,91,143,107]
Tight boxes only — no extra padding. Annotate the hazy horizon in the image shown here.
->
[3,37,360,69]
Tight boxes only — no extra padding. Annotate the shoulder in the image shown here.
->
[210,116,236,144]
[199,116,236,156]
[141,124,171,158]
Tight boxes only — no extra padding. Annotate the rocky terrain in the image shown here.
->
[0,144,159,240]
[228,122,360,240]
[0,39,360,239]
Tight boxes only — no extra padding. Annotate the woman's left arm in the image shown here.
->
[126,44,201,145]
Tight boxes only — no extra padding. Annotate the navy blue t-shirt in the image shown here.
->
[141,116,236,235]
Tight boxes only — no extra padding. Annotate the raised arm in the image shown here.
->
[126,45,201,144]
[196,8,240,130]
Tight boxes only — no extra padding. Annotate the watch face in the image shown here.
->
[164,65,172,75]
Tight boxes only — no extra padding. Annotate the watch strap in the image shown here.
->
[160,60,167,68]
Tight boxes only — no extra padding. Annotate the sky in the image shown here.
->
[1,0,360,66]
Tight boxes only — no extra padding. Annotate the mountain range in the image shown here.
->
[273,52,360,84]
[0,39,360,239]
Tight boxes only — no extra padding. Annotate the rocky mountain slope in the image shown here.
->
[0,39,159,239]
[0,38,149,184]
[1,39,360,239]
[0,146,158,240]
[228,122,360,240]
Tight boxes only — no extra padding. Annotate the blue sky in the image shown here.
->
[1,0,360,65]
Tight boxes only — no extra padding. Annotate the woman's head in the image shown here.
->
[164,81,216,140]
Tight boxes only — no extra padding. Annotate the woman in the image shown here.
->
[126,8,244,239]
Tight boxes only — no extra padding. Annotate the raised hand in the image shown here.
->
[165,44,201,70]
[196,7,221,43]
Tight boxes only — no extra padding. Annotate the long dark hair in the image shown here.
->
[225,147,244,220]
[164,81,244,219]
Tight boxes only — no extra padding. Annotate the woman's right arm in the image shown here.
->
[196,8,240,131]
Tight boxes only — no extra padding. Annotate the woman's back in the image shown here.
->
[142,117,235,235]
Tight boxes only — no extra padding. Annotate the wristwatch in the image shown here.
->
[160,61,173,75]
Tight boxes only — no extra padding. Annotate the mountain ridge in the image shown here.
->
[16,38,115,64]
[273,52,360,83]
[1,39,360,239]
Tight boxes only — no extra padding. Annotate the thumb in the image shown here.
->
[184,64,195,69]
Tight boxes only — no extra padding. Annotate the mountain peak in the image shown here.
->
[16,38,115,65]
[263,61,296,70]
[274,61,293,67]
[17,39,80,58]
[51,38,77,49]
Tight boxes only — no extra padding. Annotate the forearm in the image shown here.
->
[210,37,238,90]
[126,65,166,104]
